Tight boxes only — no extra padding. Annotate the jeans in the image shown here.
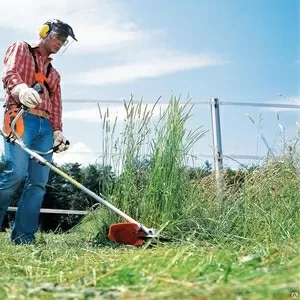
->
[0,113,53,244]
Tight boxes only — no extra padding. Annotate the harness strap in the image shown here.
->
[25,42,52,95]
[44,63,52,94]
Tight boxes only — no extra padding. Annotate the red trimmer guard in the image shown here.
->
[107,222,146,246]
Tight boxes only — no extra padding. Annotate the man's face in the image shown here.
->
[44,31,68,54]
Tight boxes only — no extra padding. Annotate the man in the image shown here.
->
[0,19,77,244]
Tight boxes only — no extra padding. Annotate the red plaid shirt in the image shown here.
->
[2,41,62,131]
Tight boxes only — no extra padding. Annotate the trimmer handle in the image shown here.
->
[52,140,70,153]
[10,105,70,155]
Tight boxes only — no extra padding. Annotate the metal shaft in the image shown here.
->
[0,113,152,235]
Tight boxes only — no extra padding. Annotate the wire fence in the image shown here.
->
[1,96,300,215]
[1,96,299,165]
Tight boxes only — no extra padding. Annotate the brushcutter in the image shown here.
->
[0,105,157,246]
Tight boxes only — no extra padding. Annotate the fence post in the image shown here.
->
[210,98,224,196]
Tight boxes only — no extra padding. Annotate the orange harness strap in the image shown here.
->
[25,42,52,95]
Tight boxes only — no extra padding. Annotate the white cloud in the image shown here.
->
[0,0,226,86]
[69,52,225,86]
[63,106,120,122]
[63,103,169,122]
[0,0,161,54]
[53,142,99,166]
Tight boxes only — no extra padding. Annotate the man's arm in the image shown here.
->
[50,77,69,153]
[2,41,41,108]
[2,41,27,94]
[49,76,63,132]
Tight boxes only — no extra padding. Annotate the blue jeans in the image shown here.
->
[0,113,53,244]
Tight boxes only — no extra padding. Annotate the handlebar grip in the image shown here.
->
[32,83,43,94]
[53,140,70,153]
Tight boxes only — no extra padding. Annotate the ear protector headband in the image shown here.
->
[39,22,52,39]
[38,20,78,41]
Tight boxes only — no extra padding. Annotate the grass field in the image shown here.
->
[0,233,299,299]
[1,98,299,299]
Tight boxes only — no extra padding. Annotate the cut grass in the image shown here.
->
[0,233,299,299]
[1,97,299,299]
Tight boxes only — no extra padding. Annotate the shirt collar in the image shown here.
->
[28,41,53,62]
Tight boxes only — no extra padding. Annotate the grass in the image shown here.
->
[0,233,299,299]
[77,97,300,246]
[1,96,300,299]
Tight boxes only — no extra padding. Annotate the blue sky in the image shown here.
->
[0,0,299,169]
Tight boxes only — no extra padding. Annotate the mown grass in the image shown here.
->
[1,97,300,299]
[0,233,299,299]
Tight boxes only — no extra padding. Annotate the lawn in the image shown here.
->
[0,233,299,299]
[1,98,299,299]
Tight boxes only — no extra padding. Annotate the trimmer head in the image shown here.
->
[107,222,156,246]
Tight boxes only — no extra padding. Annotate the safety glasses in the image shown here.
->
[49,31,69,46]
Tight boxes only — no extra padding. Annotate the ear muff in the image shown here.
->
[39,22,52,39]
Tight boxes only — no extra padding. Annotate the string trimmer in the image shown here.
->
[0,106,157,246]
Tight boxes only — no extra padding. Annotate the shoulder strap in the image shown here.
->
[24,42,52,95]
[44,63,52,95]
[46,63,52,78]
[24,42,39,73]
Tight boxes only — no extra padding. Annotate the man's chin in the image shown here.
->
[51,48,60,54]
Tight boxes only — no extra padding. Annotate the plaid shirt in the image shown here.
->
[2,41,62,131]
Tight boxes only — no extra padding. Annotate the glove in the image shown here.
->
[11,83,42,108]
[53,130,69,153]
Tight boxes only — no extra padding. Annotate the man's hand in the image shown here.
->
[53,130,69,153]
[11,83,42,108]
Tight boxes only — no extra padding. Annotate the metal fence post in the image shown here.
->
[210,98,224,196]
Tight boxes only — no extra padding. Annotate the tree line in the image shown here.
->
[0,155,257,232]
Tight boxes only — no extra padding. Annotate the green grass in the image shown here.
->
[0,233,299,299]
[1,97,300,299]
[78,98,300,247]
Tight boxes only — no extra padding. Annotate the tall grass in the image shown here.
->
[188,158,300,245]
[76,97,300,246]
[96,96,205,227]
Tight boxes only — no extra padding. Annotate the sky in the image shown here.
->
[0,0,299,170]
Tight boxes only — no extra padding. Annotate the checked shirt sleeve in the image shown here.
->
[2,41,28,96]
[49,75,63,132]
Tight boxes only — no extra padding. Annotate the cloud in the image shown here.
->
[63,106,121,123]
[69,52,225,86]
[0,0,226,86]
[63,103,169,122]
[53,142,100,166]
[0,0,162,55]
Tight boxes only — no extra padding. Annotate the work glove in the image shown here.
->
[11,83,42,108]
[53,130,69,153]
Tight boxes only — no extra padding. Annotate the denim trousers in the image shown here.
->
[0,113,53,244]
